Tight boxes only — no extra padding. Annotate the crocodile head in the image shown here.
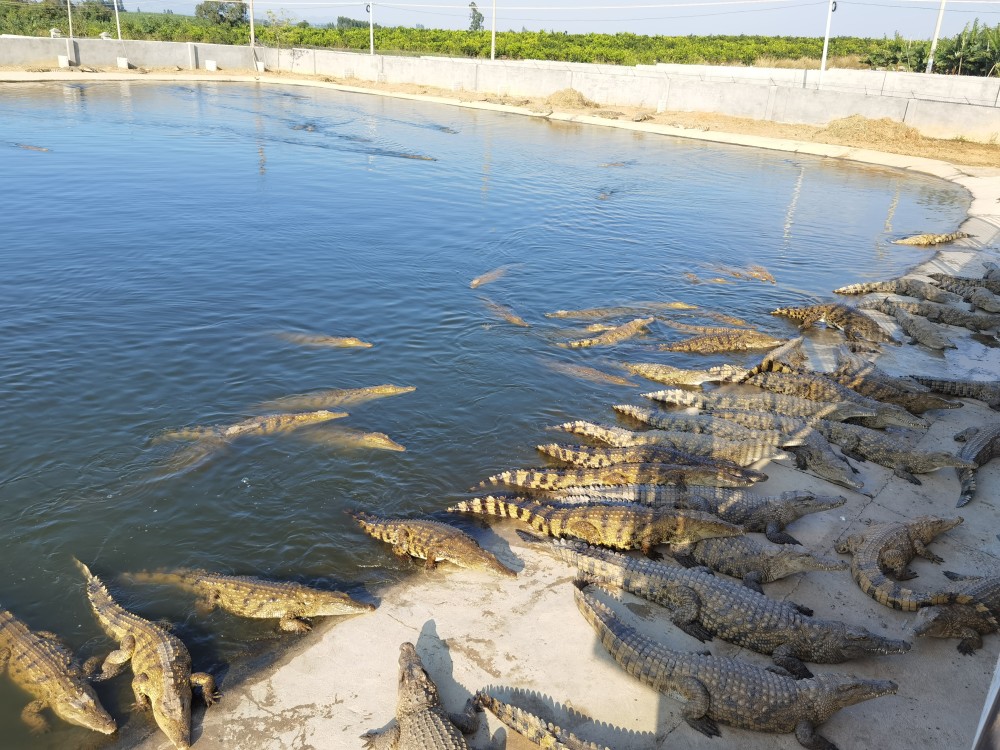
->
[911,515,964,545]
[769,548,848,580]
[907,451,978,473]
[824,402,877,422]
[303,591,378,617]
[913,604,994,640]
[396,642,439,714]
[818,623,911,660]
[52,688,116,735]
[811,674,898,717]
[149,683,193,750]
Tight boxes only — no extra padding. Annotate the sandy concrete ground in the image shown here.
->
[5,67,1000,750]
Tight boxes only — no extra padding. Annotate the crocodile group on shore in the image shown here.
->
[539,431,787,468]
[610,405,759,438]
[911,376,1000,410]
[123,569,376,632]
[914,570,1000,655]
[574,583,897,749]
[534,442,756,471]
[928,272,1000,296]
[351,512,517,577]
[475,689,614,750]
[477,461,765,491]
[363,642,480,750]
[834,278,962,304]
[0,607,115,735]
[642,387,875,421]
[75,560,219,750]
[658,330,787,353]
[772,302,897,345]
[954,424,1000,506]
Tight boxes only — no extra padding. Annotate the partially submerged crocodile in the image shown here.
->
[659,330,787,353]
[834,278,962,304]
[75,559,219,750]
[771,302,897,345]
[892,230,970,246]
[955,424,1000,506]
[927,271,1000,296]
[544,302,696,320]
[552,418,754,448]
[0,606,116,734]
[299,426,407,452]
[914,570,1000,655]
[620,362,746,386]
[276,331,374,348]
[535,441,750,470]
[480,297,531,327]
[556,317,653,348]
[643,387,875,421]
[476,462,765,491]
[835,516,964,611]
[574,583,897,749]
[475,689,613,750]
[155,409,348,443]
[448,496,741,554]
[351,512,516,577]
[910,376,1000,410]
[362,642,480,749]
[254,384,415,412]
[123,569,375,632]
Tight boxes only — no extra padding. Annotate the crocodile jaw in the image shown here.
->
[53,693,117,735]
[152,689,193,750]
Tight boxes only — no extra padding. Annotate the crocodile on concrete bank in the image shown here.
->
[254,384,416,412]
[910,376,1000,410]
[892,230,970,246]
[573,583,898,749]
[351,512,517,577]
[0,606,116,734]
[892,307,957,350]
[954,424,1000,506]
[658,330,787,353]
[835,516,964,612]
[550,418,752,449]
[927,272,1000,296]
[476,462,766,491]
[610,405,759,439]
[829,355,961,414]
[859,297,999,333]
[556,317,654,348]
[771,302,898,345]
[668,535,847,592]
[546,483,762,505]
[123,569,375,632]
[75,560,219,750]
[643,386,876,422]
[913,571,1000,655]
[537,433,786,468]
[474,688,613,750]
[362,642,480,750]
[621,362,746,386]
[833,278,963,304]
[448,496,742,555]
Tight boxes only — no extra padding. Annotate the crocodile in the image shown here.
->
[658,321,750,335]
[0,607,115,734]
[477,461,766,491]
[254,384,415,412]
[362,642,480,749]
[829,357,961,414]
[913,570,1000,654]
[909,376,1000,410]
[535,441,746,470]
[154,409,348,443]
[668,535,847,592]
[556,317,654,348]
[123,569,376,632]
[771,302,897,345]
[550,419,752,450]
[480,297,531,327]
[833,278,962,304]
[298,426,406,452]
[620,362,746,386]
[642,387,876,422]
[893,307,957,350]
[892,230,970,246]
[447,496,742,554]
[474,689,612,750]
[470,264,513,288]
[574,582,897,749]
[970,286,1000,313]
[927,272,1000,296]
[858,297,998,332]
[544,302,697,320]
[276,331,373,348]
[658,330,787,353]
[955,424,1000,506]
[610,405,760,439]
[834,516,964,611]
[927,275,1000,309]
[546,483,753,504]
[535,538,907,677]
[351,511,516,577]
[541,360,634,387]
[732,336,808,383]
[75,560,219,750]
[986,261,1000,282]
[537,434,785,469]
[835,347,930,391]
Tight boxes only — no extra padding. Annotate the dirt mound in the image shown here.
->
[546,88,596,108]
[819,115,923,147]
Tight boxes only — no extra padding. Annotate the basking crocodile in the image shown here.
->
[621,362,746,386]
[928,271,1000,296]
[474,689,612,750]
[556,317,654,348]
[362,642,480,749]
[537,538,907,677]
[448,496,742,554]
[535,442,747,470]
[668,535,847,592]
[254,384,415,412]
[732,336,808,383]
[892,307,956,350]
[771,302,897,345]
[659,330,787,353]
[834,516,964,611]
[351,511,516,577]
[834,278,962,304]
[155,409,348,443]
[859,297,998,332]
[0,606,116,734]
[123,569,375,632]
[914,570,1000,655]
[610,405,760,439]
[476,462,765,491]
[574,583,897,749]
[551,418,753,449]
[892,230,970,246]
[75,560,219,750]
[537,434,785,469]
[911,376,1000,410]
[830,356,960,414]
[955,424,1000,506]
[642,387,875,422]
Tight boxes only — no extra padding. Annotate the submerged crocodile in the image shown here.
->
[914,570,1000,655]
[859,297,998,332]
[659,330,787,353]
[470,264,512,289]
[538,538,907,677]
[276,331,373,348]
[643,387,875,422]
[658,321,750,335]
[556,317,654,348]
[910,376,1000,410]
[123,569,375,632]
[477,462,765,491]
[955,424,1000,506]
[541,360,634,387]
[892,230,970,246]
[544,302,696,320]
[254,384,415,412]
[298,426,406,452]
[893,307,956,350]
[771,302,897,344]
[75,560,219,750]
[351,512,516,577]
[621,362,746,386]
[448,496,741,554]
[480,297,531,327]
[833,278,962,304]
[362,642,480,749]
[475,689,613,750]
[835,516,964,611]
[574,583,897,749]
[155,410,347,443]
[0,607,115,734]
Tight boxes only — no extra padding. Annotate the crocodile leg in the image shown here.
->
[913,540,945,564]
[131,672,152,711]
[97,634,135,681]
[765,521,801,546]
[278,613,312,633]
[676,676,721,737]
[665,585,714,642]
[881,551,917,580]
[0,647,9,673]
[21,699,49,733]
[771,644,814,679]
[448,697,483,734]
[743,572,766,593]
[81,655,103,678]
[893,468,921,485]
[191,672,221,705]
[956,629,984,656]
[361,721,400,750]
[795,720,839,750]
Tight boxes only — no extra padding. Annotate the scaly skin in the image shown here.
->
[642,387,876,422]
[75,560,218,750]
[0,608,115,735]
[659,330,787,353]
[834,278,962,304]
[362,642,479,750]
[955,424,1000,506]
[556,317,654,348]
[970,287,1000,313]
[892,230,970,246]
[734,336,808,382]
[155,410,348,443]
[470,264,512,288]
[542,539,907,677]
[911,376,1000,410]
[859,297,998,332]
[771,302,897,345]
[447,496,742,554]
[658,321,749,335]
[535,441,744,470]
[545,303,697,320]
[621,362,746,386]
[610,406,758,439]
[536,434,785,469]
[542,361,634,387]
[914,571,1000,654]
[351,512,516,577]
[123,569,375,633]
[892,308,956,350]
[574,584,898,749]
[475,689,612,750]
[299,426,406,452]
[255,384,415,412]
[480,297,531,327]
[927,272,1000,296]
[834,516,964,612]
[277,331,373,347]
[477,463,765,491]
[829,358,960,414]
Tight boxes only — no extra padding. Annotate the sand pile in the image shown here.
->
[545,88,596,108]
[820,115,923,148]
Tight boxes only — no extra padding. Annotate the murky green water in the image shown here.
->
[0,80,969,748]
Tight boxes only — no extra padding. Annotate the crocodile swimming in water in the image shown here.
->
[892,230,970,246]
[0,606,116,735]
[254,384,415,412]
[276,331,373,348]
[155,410,348,443]
[556,317,654,348]
[771,302,897,345]
[75,560,219,750]
[659,330,787,354]
[574,583,897,749]
[954,424,1000,506]
[621,362,746,386]
[123,569,376,632]
[476,462,765,491]
[298,426,406,452]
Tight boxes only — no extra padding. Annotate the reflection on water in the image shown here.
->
[0,81,969,748]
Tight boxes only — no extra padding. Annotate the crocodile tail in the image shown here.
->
[449,496,545,526]
[834,282,889,295]
[855,566,954,612]
[958,467,977,507]
[550,421,633,447]
[536,444,583,464]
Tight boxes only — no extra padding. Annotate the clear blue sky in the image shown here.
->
[142,0,1000,39]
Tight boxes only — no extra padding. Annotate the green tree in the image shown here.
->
[468,1,483,32]
[194,0,247,26]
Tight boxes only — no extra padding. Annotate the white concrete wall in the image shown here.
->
[2,35,998,142]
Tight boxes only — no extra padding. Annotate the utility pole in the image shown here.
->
[926,0,947,73]
[490,0,496,60]
[818,0,836,87]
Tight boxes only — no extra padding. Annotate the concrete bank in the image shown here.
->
[4,72,1000,750]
